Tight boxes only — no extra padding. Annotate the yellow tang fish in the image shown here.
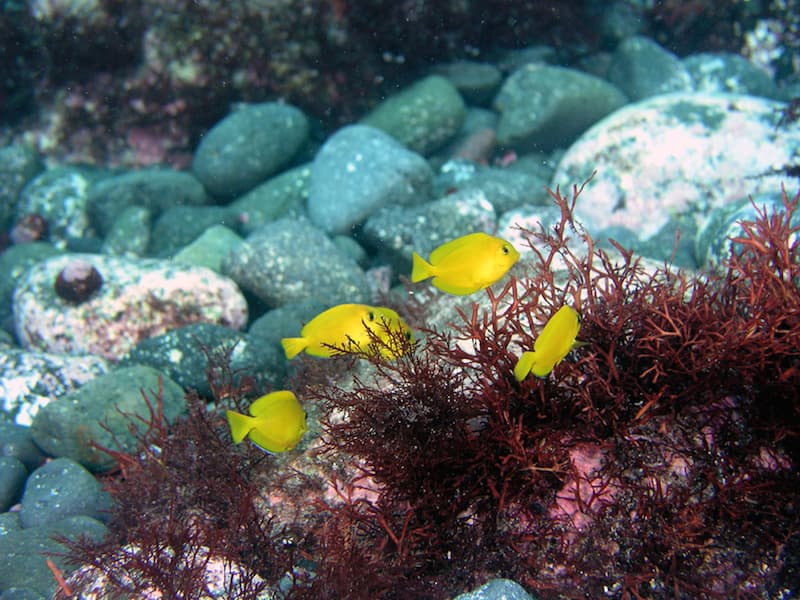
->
[226,390,307,453]
[411,232,520,295]
[281,303,413,360]
[514,305,582,380]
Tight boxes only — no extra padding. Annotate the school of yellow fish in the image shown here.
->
[229,232,584,453]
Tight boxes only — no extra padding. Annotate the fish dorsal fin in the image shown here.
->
[249,390,297,416]
[428,232,491,265]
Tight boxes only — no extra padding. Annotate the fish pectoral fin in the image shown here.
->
[226,410,255,444]
[281,337,308,360]
[411,252,435,283]
[514,351,537,382]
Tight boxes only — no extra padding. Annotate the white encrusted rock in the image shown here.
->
[552,92,800,241]
[13,253,248,361]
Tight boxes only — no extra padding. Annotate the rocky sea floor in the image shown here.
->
[1,3,800,598]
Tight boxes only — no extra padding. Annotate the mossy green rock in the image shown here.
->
[192,102,309,198]
[361,75,465,155]
[172,224,243,272]
[0,242,62,311]
[229,163,311,235]
[101,204,151,257]
[0,514,107,598]
[87,168,209,236]
[494,64,627,153]
[30,365,186,472]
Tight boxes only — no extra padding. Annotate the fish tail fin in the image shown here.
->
[226,410,256,444]
[514,351,537,382]
[281,337,308,360]
[411,252,434,283]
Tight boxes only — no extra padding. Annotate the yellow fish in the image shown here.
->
[281,303,413,360]
[411,232,520,295]
[226,390,307,453]
[514,305,582,380]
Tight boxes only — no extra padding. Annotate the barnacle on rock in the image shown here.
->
[54,258,103,304]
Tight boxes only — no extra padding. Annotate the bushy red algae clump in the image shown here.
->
[55,348,298,599]
[57,183,800,599]
[296,181,800,598]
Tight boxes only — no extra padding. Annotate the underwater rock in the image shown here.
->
[30,366,185,472]
[493,63,627,153]
[307,124,433,235]
[0,144,42,231]
[0,456,27,512]
[607,35,694,101]
[18,457,112,528]
[120,322,284,398]
[171,224,244,272]
[13,253,248,361]
[229,163,311,235]
[361,75,466,155]
[192,101,309,199]
[684,51,780,99]
[453,578,536,600]
[695,192,800,267]
[86,168,209,237]
[0,346,109,426]
[430,60,503,106]
[0,514,107,598]
[148,205,239,257]
[16,167,95,249]
[0,420,47,471]
[553,92,800,242]
[223,217,370,307]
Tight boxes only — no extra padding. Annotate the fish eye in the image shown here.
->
[368,311,375,321]
[502,245,510,255]
[405,331,412,340]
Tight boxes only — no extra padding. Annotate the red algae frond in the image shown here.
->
[54,181,800,599]
[300,180,800,598]
[55,344,297,599]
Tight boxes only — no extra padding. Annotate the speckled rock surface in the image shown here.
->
[552,92,800,242]
[360,75,466,155]
[15,167,96,248]
[0,241,62,334]
[87,168,209,236]
[695,191,799,267]
[452,578,536,600]
[149,205,238,257]
[192,101,310,198]
[0,456,27,512]
[223,217,370,307]
[29,365,186,472]
[13,253,248,361]
[229,163,311,235]
[18,457,112,528]
[307,124,434,235]
[606,35,694,101]
[0,513,108,598]
[100,204,151,257]
[683,52,779,99]
[0,421,47,471]
[0,144,42,231]
[493,64,628,153]
[120,322,284,398]
[0,347,109,426]
[171,224,244,272]
[430,60,503,106]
